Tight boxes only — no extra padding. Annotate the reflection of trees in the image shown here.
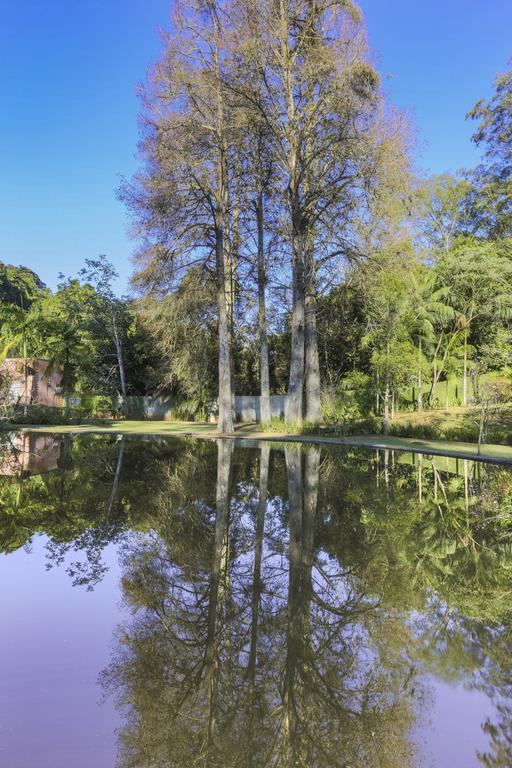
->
[0,434,217,588]
[475,623,512,768]
[3,432,512,762]
[479,699,512,767]
[279,445,416,768]
[104,442,419,768]
[334,450,512,767]
[0,434,133,582]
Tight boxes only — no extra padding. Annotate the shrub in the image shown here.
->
[8,406,81,425]
[78,395,121,419]
[323,416,382,436]
[321,373,373,424]
[259,417,301,434]
[171,397,214,422]
[389,421,440,440]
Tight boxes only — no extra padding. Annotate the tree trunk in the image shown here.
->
[283,445,303,761]
[246,444,269,766]
[280,0,304,427]
[107,436,125,518]
[214,165,233,433]
[383,342,390,435]
[217,248,234,433]
[383,378,390,435]
[213,19,233,434]
[227,171,239,421]
[112,315,128,416]
[205,438,233,753]
[417,339,423,412]
[256,190,271,424]
[463,328,468,407]
[303,222,321,425]
[285,232,305,424]
[304,290,321,423]
[23,335,29,416]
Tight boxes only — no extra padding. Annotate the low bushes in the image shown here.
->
[388,417,512,445]
[7,406,82,425]
[321,373,374,425]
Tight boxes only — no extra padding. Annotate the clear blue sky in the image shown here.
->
[0,0,511,292]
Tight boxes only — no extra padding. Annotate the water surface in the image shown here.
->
[1,432,511,767]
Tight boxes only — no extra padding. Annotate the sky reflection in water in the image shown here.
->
[0,432,511,767]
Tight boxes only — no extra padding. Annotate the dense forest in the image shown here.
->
[1,0,511,435]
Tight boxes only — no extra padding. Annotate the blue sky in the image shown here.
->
[0,0,511,293]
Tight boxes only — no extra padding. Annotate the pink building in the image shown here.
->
[0,432,61,476]
[1,358,64,408]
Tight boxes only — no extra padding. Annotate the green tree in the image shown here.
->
[126,0,238,433]
[0,301,45,412]
[435,237,512,405]
[0,262,46,308]
[79,255,130,415]
[358,243,418,431]
[416,174,472,254]
[138,268,218,407]
[467,64,512,238]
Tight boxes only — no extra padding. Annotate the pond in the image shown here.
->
[0,431,511,767]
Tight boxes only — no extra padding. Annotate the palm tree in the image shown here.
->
[0,301,43,413]
[409,270,454,412]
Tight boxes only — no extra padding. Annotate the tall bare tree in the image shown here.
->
[230,0,407,423]
[124,0,238,432]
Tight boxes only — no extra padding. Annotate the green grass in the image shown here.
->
[8,419,218,435]
[389,403,512,444]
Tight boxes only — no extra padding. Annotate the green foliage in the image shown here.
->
[8,406,81,425]
[75,395,122,419]
[467,65,512,238]
[138,268,218,402]
[170,397,214,422]
[416,173,473,252]
[0,262,46,308]
[436,237,512,325]
[321,372,374,423]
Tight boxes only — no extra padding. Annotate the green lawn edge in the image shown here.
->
[3,419,512,465]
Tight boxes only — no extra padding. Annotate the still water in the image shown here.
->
[0,431,511,767]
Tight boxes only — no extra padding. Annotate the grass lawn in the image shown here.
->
[4,417,512,465]
[391,403,512,442]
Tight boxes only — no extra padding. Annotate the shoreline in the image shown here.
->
[3,420,512,465]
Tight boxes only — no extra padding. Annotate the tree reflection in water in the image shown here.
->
[102,441,420,767]
[1,434,512,765]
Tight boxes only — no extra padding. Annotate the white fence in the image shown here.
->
[68,393,288,422]
[235,395,286,421]
[139,394,287,421]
